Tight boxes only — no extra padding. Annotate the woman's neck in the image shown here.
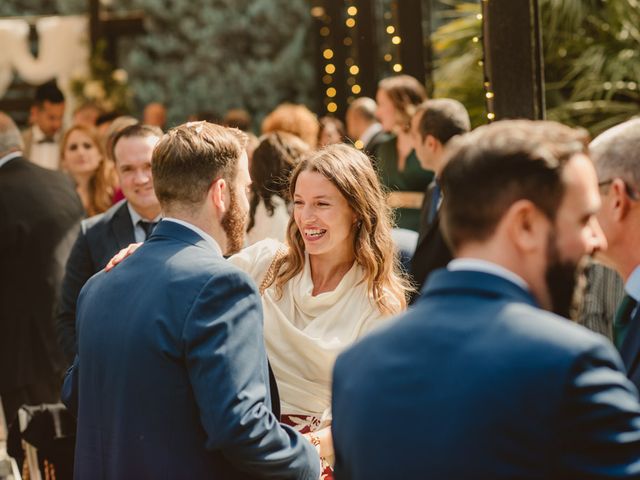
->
[395,130,413,171]
[308,250,355,296]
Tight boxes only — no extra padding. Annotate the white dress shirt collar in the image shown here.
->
[161,218,222,256]
[448,257,530,292]
[127,203,162,243]
[625,265,640,302]
[360,122,383,147]
[0,151,22,168]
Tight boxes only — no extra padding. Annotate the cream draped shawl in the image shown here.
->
[229,239,392,418]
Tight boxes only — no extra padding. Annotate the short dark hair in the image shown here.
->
[415,99,470,145]
[111,124,163,163]
[34,80,64,106]
[152,122,248,209]
[439,120,589,251]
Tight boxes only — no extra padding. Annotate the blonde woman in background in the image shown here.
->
[60,125,117,216]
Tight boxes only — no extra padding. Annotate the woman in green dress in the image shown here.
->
[375,75,434,232]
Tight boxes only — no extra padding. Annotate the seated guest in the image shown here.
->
[60,125,117,216]
[56,125,162,364]
[318,116,346,147]
[230,144,410,478]
[62,122,320,479]
[246,132,309,246]
[374,75,433,232]
[409,98,471,300]
[332,120,640,479]
[262,103,319,149]
[345,97,388,155]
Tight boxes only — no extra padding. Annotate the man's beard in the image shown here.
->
[221,185,247,255]
[544,232,584,319]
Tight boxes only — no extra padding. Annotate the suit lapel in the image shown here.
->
[620,306,640,377]
[111,202,136,248]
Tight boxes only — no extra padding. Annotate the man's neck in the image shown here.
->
[163,208,226,252]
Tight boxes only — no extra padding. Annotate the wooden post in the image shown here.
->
[397,0,426,85]
[353,0,378,99]
[482,0,545,120]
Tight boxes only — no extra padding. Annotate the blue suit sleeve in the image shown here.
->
[56,226,95,364]
[183,268,320,479]
[61,355,79,417]
[559,340,640,477]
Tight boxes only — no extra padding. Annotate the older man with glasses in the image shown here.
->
[591,117,640,389]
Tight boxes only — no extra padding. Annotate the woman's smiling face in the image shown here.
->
[293,170,357,257]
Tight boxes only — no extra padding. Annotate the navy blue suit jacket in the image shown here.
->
[332,269,640,479]
[63,221,319,479]
[56,200,135,363]
[620,306,640,391]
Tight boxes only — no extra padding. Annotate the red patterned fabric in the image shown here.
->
[281,414,333,480]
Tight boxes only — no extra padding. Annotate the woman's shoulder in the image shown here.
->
[228,238,288,282]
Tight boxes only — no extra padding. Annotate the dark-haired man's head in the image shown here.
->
[411,98,470,174]
[31,81,65,137]
[112,124,163,221]
[439,120,606,317]
[152,122,250,254]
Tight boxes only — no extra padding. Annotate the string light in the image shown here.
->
[384,53,392,62]
[485,91,494,99]
[325,64,336,74]
[386,26,395,34]
[326,87,337,98]
[393,63,403,72]
[349,65,359,75]
[344,37,353,46]
[346,18,356,28]
[327,102,338,113]
[320,26,330,37]
[354,140,364,150]
[351,84,361,94]
[323,48,334,60]
[391,36,402,45]
[323,75,333,85]
[487,113,496,120]
[347,6,358,16]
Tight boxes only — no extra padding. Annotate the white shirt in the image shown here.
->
[0,151,22,168]
[127,203,162,243]
[161,218,222,256]
[448,257,530,292]
[360,122,383,148]
[29,125,61,170]
[625,265,640,302]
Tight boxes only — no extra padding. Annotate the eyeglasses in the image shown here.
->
[598,178,640,201]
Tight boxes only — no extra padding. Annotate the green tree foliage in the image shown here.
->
[432,0,640,135]
[2,0,315,129]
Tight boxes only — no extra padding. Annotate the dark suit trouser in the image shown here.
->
[1,377,60,428]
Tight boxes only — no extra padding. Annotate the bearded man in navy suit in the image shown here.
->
[332,120,640,479]
[63,122,320,479]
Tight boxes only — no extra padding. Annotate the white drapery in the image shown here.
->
[0,15,89,103]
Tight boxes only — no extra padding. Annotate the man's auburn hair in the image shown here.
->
[152,122,248,210]
[439,120,589,252]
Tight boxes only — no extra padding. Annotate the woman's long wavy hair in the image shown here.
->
[60,125,117,216]
[269,144,411,315]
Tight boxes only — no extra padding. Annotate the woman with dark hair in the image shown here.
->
[246,132,309,245]
[60,125,117,216]
[230,144,411,477]
[375,75,434,232]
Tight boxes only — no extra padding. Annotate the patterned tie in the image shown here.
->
[614,293,638,349]
[138,220,157,240]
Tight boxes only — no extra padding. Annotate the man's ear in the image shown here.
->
[210,178,227,213]
[504,199,549,254]
[609,178,633,222]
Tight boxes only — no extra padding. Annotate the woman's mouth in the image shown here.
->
[303,228,327,241]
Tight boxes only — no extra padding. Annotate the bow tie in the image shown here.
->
[37,137,56,144]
